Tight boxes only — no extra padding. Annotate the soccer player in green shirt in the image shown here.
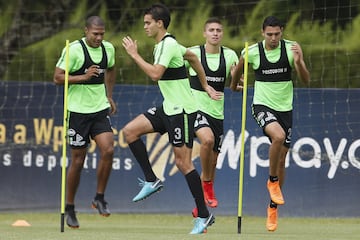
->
[53,16,116,229]
[122,3,221,234]
[231,16,310,232]
[186,17,239,216]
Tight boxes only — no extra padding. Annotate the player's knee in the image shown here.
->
[271,133,286,144]
[102,145,114,158]
[201,137,215,149]
[122,126,134,143]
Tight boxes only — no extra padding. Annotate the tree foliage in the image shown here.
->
[0,0,359,87]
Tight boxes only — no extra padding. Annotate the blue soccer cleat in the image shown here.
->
[190,213,215,234]
[132,178,164,202]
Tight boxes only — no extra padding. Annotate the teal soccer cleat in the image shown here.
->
[190,213,215,234]
[132,178,164,202]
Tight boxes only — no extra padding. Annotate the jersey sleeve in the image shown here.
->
[55,47,67,70]
[225,49,239,77]
[55,41,81,72]
[284,39,295,68]
[154,39,177,67]
[179,44,187,56]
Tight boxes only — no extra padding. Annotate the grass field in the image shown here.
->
[0,212,359,240]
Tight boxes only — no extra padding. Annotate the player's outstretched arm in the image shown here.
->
[122,36,165,81]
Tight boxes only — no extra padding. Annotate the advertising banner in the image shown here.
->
[0,82,359,217]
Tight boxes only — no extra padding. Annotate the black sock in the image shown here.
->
[269,175,279,182]
[65,204,75,212]
[95,193,104,201]
[270,200,278,208]
[129,139,157,182]
[185,169,209,218]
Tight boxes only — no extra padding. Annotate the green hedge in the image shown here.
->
[3,0,360,88]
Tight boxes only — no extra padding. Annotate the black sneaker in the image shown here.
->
[92,199,111,217]
[65,209,79,228]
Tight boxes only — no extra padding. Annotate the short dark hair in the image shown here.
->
[262,16,284,30]
[145,3,171,29]
[204,17,222,30]
[205,17,222,26]
[86,16,105,28]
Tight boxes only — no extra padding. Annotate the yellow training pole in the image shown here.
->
[237,41,249,234]
[60,40,70,232]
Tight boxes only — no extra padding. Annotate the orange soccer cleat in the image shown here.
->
[266,205,278,231]
[267,180,285,205]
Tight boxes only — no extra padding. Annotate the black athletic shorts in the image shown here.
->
[252,104,292,148]
[143,105,196,148]
[194,111,224,153]
[68,108,112,149]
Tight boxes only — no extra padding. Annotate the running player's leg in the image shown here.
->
[170,112,215,234]
[266,138,288,231]
[123,108,165,202]
[123,113,157,182]
[65,147,86,228]
[196,127,218,208]
[65,111,91,228]
[92,131,114,216]
[88,109,114,215]
[196,127,215,181]
[93,131,114,194]
[265,121,286,205]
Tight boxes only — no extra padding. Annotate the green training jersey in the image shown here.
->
[56,38,115,113]
[243,39,295,111]
[187,45,238,119]
[155,33,197,115]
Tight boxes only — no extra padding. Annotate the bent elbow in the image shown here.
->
[150,73,162,82]
[53,77,63,85]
